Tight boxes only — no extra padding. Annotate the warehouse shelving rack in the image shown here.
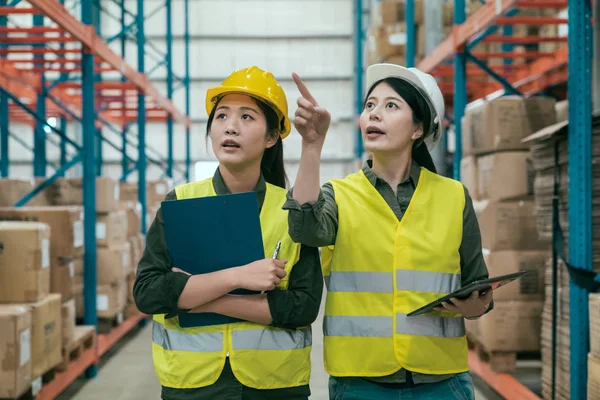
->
[0,0,192,398]
[386,0,589,399]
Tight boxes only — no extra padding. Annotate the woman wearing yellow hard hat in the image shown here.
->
[134,66,323,400]
[284,64,493,399]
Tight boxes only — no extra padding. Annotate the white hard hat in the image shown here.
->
[365,63,445,151]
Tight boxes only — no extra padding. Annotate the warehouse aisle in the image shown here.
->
[60,301,497,400]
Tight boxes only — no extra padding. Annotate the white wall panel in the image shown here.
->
[101,0,352,37]
[108,38,353,79]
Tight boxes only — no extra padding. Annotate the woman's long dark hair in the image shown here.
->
[364,78,437,173]
[206,96,288,189]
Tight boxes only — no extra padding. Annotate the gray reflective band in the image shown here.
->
[232,327,312,351]
[396,314,465,338]
[323,314,465,339]
[152,321,224,352]
[323,316,393,337]
[396,270,461,294]
[327,271,393,293]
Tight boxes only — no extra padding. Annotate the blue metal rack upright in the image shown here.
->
[567,1,593,399]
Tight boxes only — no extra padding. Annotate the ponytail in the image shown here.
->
[412,142,437,174]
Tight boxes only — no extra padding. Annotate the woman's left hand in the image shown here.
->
[434,290,493,319]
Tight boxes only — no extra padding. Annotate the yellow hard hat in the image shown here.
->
[205,66,291,139]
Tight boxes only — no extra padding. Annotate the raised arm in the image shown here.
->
[291,73,331,205]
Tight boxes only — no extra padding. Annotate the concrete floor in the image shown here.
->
[59,304,499,400]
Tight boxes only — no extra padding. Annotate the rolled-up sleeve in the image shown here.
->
[133,190,190,318]
[283,183,339,248]
[267,244,323,330]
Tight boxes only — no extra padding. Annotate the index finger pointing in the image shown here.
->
[292,72,318,106]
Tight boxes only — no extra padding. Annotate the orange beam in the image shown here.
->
[494,16,568,25]
[27,0,190,127]
[516,0,568,7]
[0,6,37,14]
[468,350,541,400]
[0,48,80,54]
[0,36,77,43]
[35,343,98,400]
[0,26,64,33]
[418,0,520,72]
[470,51,555,59]
[483,35,568,44]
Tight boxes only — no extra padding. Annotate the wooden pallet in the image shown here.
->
[471,339,540,373]
[56,325,96,372]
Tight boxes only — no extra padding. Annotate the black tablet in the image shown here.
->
[406,270,529,317]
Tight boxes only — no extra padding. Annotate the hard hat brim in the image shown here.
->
[205,86,291,139]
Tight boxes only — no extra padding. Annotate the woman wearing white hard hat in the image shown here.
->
[285,64,493,399]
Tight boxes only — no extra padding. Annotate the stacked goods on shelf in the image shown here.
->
[524,114,600,400]
[0,178,49,207]
[366,0,454,66]
[0,222,62,397]
[119,201,144,317]
[460,96,557,371]
[589,294,600,399]
[119,178,172,231]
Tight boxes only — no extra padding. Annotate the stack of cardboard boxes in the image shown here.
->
[460,96,557,368]
[45,177,132,323]
[524,112,600,400]
[366,0,454,66]
[119,178,170,314]
[0,221,63,398]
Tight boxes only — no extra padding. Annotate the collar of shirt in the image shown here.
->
[211,167,267,209]
[362,159,421,190]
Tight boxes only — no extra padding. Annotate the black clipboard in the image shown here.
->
[406,270,529,317]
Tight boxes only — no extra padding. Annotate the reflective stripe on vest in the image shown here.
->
[154,321,312,352]
[232,327,312,351]
[325,270,460,294]
[323,314,465,339]
[152,321,223,352]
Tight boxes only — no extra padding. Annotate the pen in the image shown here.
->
[261,241,282,295]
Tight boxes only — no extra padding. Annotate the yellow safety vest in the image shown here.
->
[322,167,469,377]
[152,178,312,390]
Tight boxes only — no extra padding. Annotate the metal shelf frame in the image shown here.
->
[0,0,193,396]
[400,0,593,399]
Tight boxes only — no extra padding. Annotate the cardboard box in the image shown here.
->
[96,210,127,248]
[0,306,32,399]
[485,250,548,301]
[374,23,406,60]
[97,244,131,285]
[0,206,84,260]
[127,274,135,305]
[0,222,50,303]
[120,201,141,237]
[477,151,534,201]
[0,178,49,207]
[460,156,479,200]
[71,257,83,287]
[51,257,73,302]
[478,199,550,251]
[478,300,543,352]
[74,281,126,319]
[49,177,120,213]
[591,294,600,359]
[463,96,556,156]
[120,180,171,207]
[97,281,127,319]
[61,299,76,348]
[14,294,62,378]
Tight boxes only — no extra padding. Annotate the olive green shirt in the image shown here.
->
[283,160,491,385]
[133,168,323,399]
